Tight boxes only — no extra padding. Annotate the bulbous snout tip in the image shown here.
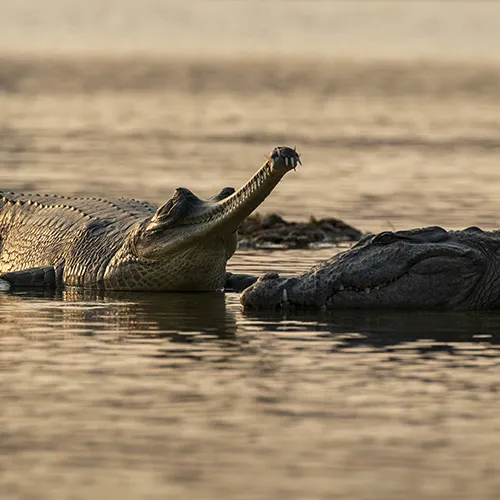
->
[268,146,302,173]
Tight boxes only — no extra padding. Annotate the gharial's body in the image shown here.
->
[0,194,223,291]
[241,226,500,310]
[0,146,300,291]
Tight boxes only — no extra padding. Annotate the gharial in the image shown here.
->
[0,146,300,292]
[241,225,500,310]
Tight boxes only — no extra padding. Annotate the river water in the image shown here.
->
[1,1,500,499]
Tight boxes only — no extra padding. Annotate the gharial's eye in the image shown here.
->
[372,231,397,246]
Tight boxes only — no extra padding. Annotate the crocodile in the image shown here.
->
[241,225,500,310]
[0,146,300,292]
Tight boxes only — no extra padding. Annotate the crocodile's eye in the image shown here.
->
[372,231,397,246]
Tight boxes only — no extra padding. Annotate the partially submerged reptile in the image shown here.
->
[241,226,500,310]
[0,146,300,292]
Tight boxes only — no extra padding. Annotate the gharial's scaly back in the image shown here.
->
[0,192,158,222]
[0,192,152,279]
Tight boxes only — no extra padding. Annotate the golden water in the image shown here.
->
[1,2,500,498]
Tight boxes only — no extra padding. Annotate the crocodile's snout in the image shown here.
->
[240,272,289,308]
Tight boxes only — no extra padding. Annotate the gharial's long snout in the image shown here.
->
[135,146,301,259]
[208,146,301,234]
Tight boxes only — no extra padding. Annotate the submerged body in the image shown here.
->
[0,146,300,291]
[241,226,500,310]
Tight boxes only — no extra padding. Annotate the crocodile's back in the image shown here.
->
[0,192,157,286]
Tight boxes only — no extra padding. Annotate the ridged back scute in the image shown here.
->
[0,192,159,277]
[0,192,158,222]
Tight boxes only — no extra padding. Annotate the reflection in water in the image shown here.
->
[0,288,237,338]
[242,308,500,347]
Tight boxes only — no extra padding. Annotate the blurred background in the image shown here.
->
[1,3,500,500]
[1,0,500,232]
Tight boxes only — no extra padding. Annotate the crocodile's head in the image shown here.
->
[241,226,493,310]
[109,147,300,290]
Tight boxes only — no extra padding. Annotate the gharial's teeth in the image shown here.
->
[338,284,344,291]
[365,287,371,294]
[282,289,288,302]
[285,157,289,166]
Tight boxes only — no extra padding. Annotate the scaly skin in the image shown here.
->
[241,226,500,310]
[0,146,300,291]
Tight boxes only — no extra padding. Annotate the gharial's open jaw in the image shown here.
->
[283,155,301,170]
[137,146,302,261]
[268,146,301,171]
[149,146,302,231]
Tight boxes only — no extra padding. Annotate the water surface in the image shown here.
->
[1,2,500,498]
[1,251,500,499]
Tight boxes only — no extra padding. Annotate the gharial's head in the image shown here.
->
[241,226,495,310]
[132,146,301,260]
